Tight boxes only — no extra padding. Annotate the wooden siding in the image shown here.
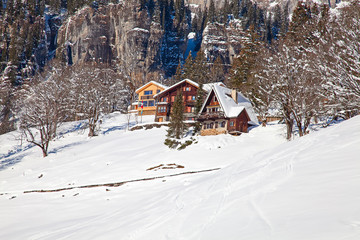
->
[154,81,199,122]
[136,82,166,115]
[227,110,250,133]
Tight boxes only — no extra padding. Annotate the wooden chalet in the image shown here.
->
[128,81,167,115]
[153,79,225,122]
[198,84,258,136]
[153,79,199,122]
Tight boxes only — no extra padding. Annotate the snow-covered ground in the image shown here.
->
[0,113,359,240]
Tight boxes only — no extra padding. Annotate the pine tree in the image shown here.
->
[191,49,209,84]
[194,82,205,133]
[231,0,240,18]
[209,57,225,83]
[208,0,216,23]
[182,52,194,80]
[166,90,187,139]
[229,26,262,90]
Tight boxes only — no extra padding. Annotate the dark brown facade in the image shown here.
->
[154,80,199,122]
[198,90,251,136]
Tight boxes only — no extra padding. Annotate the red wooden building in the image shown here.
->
[198,84,258,135]
[154,79,200,122]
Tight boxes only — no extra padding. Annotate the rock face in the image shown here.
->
[57,1,166,84]
[201,20,246,65]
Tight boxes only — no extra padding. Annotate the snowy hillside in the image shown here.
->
[0,114,359,239]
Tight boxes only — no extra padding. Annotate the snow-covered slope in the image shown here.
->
[0,114,359,239]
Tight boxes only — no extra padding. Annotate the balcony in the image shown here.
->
[141,95,154,100]
[198,112,225,120]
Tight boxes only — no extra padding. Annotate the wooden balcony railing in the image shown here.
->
[141,95,154,100]
[198,112,225,120]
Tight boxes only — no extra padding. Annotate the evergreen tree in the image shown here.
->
[175,0,185,25]
[272,5,282,40]
[209,57,225,83]
[279,2,290,38]
[231,0,240,18]
[208,0,216,23]
[194,82,205,133]
[182,52,194,79]
[229,26,262,90]
[191,49,209,84]
[219,0,231,23]
[166,90,187,139]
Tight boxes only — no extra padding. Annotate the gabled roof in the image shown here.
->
[153,79,198,98]
[135,81,168,94]
[153,79,225,98]
[200,85,259,125]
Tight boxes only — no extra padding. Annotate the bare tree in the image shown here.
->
[17,78,69,157]
[321,1,360,119]
[256,42,324,139]
[70,63,130,137]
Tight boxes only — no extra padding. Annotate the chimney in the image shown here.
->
[231,89,238,104]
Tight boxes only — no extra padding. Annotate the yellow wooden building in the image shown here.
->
[131,81,167,115]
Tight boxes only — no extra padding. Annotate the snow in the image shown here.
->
[1,112,360,240]
[187,32,196,40]
[135,80,168,94]
[129,28,150,33]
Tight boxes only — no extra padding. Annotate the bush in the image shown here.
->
[177,140,193,150]
[164,138,180,149]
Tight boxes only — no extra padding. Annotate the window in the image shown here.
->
[171,96,175,102]
[157,90,161,93]
[158,106,167,113]
[230,121,234,127]
[184,87,191,91]
[188,95,196,101]
[143,101,148,107]
[149,100,155,106]
[144,90,153,95]
[210,123,214,129]
[215,122,218,128]
[221,121,226,128]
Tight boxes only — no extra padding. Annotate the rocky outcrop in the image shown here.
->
[57,1,165,84]
[201,20,246,65]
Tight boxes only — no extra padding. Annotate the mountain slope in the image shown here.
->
[0,114,359,239]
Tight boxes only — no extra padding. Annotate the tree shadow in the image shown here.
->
[0,154,29,171]
[101,122,137,135]
[48,142,84,155]
[0,145,32,171]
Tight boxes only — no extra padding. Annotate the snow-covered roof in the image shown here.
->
[135,81,168,94]
[201,84,259,125]
[203,82,225,92]
[153,79,225,98]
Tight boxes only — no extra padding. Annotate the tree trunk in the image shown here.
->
[42,148,48,157]
[88,124,95,137]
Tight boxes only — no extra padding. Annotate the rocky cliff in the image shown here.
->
[57,1,169,85]
[201,20,246,66]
